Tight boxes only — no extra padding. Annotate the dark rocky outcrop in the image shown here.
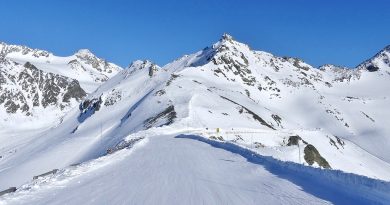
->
[78,97,102,123]
[304,144,331,169]
[287,135,307,146]
[0,62,86,115]
[220,96,275,130]
[63,81,86,103]
[144,105,177,129]
[366,65,379,72]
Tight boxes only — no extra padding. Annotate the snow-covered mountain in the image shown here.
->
[70,33,390,172]
[1,42,122,93]
[0,42,122,150]
[357,45,390,72]
[1,35,390,204]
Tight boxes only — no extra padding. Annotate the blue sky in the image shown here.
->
[1,0,389,68]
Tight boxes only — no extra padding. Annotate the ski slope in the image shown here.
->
[1,34,390,204]
[1,133,389,205]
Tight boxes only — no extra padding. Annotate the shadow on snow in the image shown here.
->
[175,134,390,205]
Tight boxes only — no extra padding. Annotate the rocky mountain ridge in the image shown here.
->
[1,35,390,186]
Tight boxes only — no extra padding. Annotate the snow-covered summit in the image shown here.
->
[0,42,52,59]
[221,33,234,41]
[1,42,122,92]
[74,49,94,58]
[128,59,155,69]
[357,45,390,72]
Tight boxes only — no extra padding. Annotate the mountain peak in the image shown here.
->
[217,33,251,51]
[127,60,160,77]
[75,49,95,58]
[128,60,156,69]
[356,44,390,71]
[217,33,238,48]
[221,33,234,41]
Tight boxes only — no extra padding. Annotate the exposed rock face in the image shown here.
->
[78,96,102,123]
[63,81,87,103]
[319,64,361,82]
[0,42,122,119]
[220,96,275,130]
[126,60,160,77]
[304,144,331,169]
[144,105,176,129]
[357,45,390,72]
[148,64,158,77]
[286,135,307,146]
[366,65,379,72]
[0,42,51,58]
[1,42,122,93]
[210,36,256,86]
[74,49,119,77]
[103,89,122,106]
[0,60,86,115]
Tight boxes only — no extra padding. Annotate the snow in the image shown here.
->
[2,132,389,205]
[1,35,390,204]
[2,43,122,93]
[0,43,123,161]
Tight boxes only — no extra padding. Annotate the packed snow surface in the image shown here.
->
[1,132,389,205]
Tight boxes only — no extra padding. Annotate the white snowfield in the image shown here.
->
[1,34,390,204]
[1,131,389,205]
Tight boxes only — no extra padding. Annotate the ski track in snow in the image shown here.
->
[1,134,389,205]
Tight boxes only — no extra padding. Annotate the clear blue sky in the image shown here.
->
[1,0,389,68]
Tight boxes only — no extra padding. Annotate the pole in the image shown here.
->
[298,143,301,164]
[100,122,103,140]
[251,133,253,149]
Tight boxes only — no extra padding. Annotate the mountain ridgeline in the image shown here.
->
[0,42,121,120]
[1,34,390,183]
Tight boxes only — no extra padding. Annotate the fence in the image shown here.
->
[0,187,16,197]
[33,169,59,180]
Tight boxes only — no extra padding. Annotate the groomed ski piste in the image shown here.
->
[1,127,390,205]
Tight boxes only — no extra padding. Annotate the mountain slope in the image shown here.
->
[0,42,122,161]
[0,60,86,114]
[1,35,390,204]
[2,134,389,205]
[357,45,390,72]
[74,35,390,177]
